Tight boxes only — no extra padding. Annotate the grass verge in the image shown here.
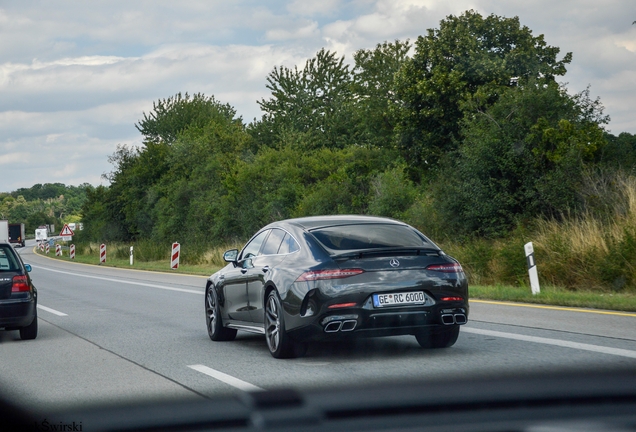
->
[471,284,636,312]
[34,247,636,312]
[34,247,221,276]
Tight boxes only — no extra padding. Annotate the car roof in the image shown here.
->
[282,215,408,230]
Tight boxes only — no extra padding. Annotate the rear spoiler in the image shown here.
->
[331,247,443,260]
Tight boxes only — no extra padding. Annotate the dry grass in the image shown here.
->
[531,174,636,290]
[442,173,636,293]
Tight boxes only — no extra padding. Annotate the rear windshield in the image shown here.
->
[309,224,434,252]
[0,246,21,271]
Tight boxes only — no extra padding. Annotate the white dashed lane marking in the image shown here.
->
[188,364,263,392]
[463,327,636,359]
[32,265,202,295]
[37,304,68,316]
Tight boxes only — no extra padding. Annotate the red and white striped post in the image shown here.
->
[39,243,44,252]
[45,243,50,254]
[171,242,180,269]
[100,243,106,264]
[70,244,76,260]
[55,244,62,256]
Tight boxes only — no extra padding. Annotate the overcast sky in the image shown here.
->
[1,0,634,192]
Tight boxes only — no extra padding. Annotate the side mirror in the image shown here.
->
[223,249,239,263]
[24,264,32,272]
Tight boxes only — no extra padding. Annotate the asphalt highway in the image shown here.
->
[1,241,635,411]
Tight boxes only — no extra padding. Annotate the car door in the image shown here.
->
[217,265,249,322]
[224,230,270,322]
[245,228,291,323]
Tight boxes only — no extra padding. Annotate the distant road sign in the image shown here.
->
[60,224,75,237]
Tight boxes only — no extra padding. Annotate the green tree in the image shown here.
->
[253,48,355,149]
[599,132,636,171]
[393,10,572,175]
[351,40,412,148]
[151,109,251,243]
[437,81,608,236]
[78,185,123,242]
[92,93,245,242]
[367,165,417,219]
[295,145,398,217]
[136,93,238,145]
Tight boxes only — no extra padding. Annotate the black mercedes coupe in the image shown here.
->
[205,215,468,358]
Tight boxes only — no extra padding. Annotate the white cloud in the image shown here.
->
[0,152,30,165]
[0,0,634,191]
[287,0,342,16]
[266,22,320,41]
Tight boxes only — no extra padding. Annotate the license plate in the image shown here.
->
[373,291,425,308]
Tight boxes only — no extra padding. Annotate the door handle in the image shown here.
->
[262,266,270,273]
[241,269,248,274]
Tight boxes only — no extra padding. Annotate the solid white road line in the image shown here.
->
[32,265,202,295]
[463,327,636,359]
[188,364,264,392]
[37,304,68,316]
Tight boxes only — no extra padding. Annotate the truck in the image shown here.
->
[0,220,8,243]
[35,227,48,243]
[8,223,26,247]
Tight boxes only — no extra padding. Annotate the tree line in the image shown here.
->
[78,10,636,249]
[1,183,88,233]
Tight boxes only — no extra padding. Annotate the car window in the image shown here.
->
[278,233,300,255]
[309,224,432,252]
[260,228,286,256]
[239,230,270,260]
[0,246,20,271]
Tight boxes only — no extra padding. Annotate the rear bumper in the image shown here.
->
[284,273,468,342]
[0,298,36,328]
[288,302,468,342]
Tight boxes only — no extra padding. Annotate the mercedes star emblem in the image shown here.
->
[389,258,400,268]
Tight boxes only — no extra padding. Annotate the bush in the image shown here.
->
[368,166,417,219]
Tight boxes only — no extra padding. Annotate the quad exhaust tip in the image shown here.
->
[324,321,342,333]
[441,313,467,325]
[341,320,357,332]
[324,320,358,333]
[441,314,455,325]
[454,313,467,324]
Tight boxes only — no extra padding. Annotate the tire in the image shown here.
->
[415,326,459,349]
[264,291,307,359]
[19,312,38,340]
[205,285,237,341]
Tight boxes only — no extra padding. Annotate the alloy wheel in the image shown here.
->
[265,295,280,353]
[206,289,217,333]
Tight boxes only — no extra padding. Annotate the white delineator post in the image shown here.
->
[524,242,540,295]
[70,244,75,260]
[130,246,134,266]
[100,243,106,264]
[55,244,62,256]
[171,242,180,270]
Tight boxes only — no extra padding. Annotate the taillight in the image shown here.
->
[12,275,30,292]
[426,263,463,273]
[296,269,365,282]
[440,296,463,302]
[328,302,357,309]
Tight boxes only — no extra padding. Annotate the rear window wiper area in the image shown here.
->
[331,247,443,260]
